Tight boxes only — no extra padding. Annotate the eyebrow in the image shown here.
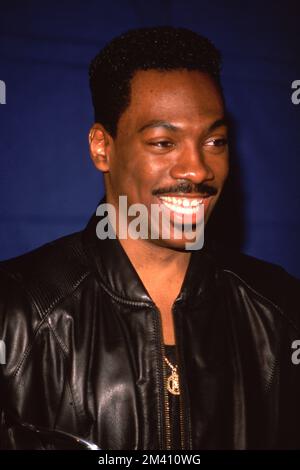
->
[137,117,228,134]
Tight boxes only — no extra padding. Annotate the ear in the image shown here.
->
[88,124,111,173]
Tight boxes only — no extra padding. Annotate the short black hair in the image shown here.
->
[89,26,222,138]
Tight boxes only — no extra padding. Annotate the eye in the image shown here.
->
[206,138,228,147]
[148,140,174,149]
[205,137,228,147]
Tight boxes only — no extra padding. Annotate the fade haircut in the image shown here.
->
[89,26,222,138]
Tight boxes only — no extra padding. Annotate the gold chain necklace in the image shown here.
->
[164,356,180,396]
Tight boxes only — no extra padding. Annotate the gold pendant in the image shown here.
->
[167,370,180,395]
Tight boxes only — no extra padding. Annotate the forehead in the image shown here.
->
[118,69,224,132]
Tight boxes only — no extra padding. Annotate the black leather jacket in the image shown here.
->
[0,211,300,450]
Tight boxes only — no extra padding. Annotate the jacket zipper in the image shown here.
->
[172,304,186,450]
[156,305,186,450]
[160,341,172,450]
[178,357,186,449]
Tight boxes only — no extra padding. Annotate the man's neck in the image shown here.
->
[103,193,191,341]
[119,238,190,277]
[119,236,191,295]
[119,237,191,345]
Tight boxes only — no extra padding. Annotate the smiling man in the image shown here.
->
[0,26,300,450]
[89,62,229,346]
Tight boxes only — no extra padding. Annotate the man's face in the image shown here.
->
[104,69,229,249]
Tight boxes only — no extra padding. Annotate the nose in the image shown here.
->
[169,144,214,184]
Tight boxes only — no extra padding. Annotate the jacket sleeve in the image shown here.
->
[0,268,49,449]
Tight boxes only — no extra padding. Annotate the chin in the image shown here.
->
[150,234,204,252]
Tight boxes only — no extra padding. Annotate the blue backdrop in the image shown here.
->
[1,0,300,277]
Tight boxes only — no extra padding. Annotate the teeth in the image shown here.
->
[161,202,198,214]
[159,196,203,208]
[158,196,204,215]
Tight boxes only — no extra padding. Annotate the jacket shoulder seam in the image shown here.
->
[12,270,93,378]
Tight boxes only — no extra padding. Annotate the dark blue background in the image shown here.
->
[1,0,300,277]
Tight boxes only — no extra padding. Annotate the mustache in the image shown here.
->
[152,182,218,197]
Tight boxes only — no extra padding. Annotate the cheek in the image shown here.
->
[112,142,162,186]
[109,149,154,198]
[212,157,229,184]
[109,149,135,188]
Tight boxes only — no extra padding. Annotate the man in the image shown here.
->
[0,26,299,450]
